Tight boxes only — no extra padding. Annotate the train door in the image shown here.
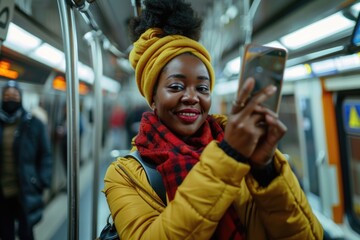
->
[326,74,360,237]
[294,79,327,206]
[267,77,345,237]
[293,77,347,239]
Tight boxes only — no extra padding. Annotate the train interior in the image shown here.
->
[1,0,360,239]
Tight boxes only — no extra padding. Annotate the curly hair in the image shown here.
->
[128,0,203,42]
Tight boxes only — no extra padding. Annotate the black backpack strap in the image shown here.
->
[125,150,167,205]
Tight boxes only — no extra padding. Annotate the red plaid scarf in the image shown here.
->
[135,112,245,239]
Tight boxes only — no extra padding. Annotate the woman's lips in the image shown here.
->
[176,111,200,123]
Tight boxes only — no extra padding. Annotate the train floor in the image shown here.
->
[33,149,117,240]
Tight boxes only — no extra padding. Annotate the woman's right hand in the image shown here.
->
[223,78,277,158]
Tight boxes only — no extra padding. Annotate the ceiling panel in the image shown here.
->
[10,0,359,86]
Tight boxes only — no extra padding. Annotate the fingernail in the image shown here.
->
[267,86,277,94]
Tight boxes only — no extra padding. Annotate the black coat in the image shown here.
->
[0,109,52,226]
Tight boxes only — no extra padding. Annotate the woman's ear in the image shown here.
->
[151,101,158,115]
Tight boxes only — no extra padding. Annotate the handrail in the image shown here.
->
[70,0,127,58]
[84,30,104,240]
[56,0,80,239]
[236,0,261,101]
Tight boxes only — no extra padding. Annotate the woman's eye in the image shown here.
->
[168,84,184,91]
[198,85,210,93]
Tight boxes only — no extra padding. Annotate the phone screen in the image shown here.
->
[239,44,287,112]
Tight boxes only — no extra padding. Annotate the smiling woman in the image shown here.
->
[102,0,323,239]
[152,53,211,137]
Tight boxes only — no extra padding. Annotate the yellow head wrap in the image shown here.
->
[129,28,215,105]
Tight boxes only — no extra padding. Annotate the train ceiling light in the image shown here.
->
[5,23,41,52]
[311,53,360,76]
[78,62,94,84]
[216,50,360,95]
[287,46,345,67]
[283,64,311,81]
[335,54,360,71]
[264,41,287,51]
[280,12,354,50]
[32,43,65,67]
[3,23,121,94]
[311,59,337,75]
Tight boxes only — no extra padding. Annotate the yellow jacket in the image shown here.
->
[103,116,323,240]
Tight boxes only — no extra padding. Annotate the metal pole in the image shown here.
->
[238,0,252,58]
[84,31,103,240]
[57,0,80,239]
[238,0,261,69]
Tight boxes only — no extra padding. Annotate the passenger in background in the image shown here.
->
[56,103,84,173]
[0,80,52,240]
[103,0,323,239]
[109,104,127,150]
[125,103,150,144]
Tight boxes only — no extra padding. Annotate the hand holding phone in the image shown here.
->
[237,44,287,113]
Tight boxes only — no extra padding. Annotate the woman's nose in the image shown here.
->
[181,88,199,104]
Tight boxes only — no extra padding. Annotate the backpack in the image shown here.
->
[97,150,166,240]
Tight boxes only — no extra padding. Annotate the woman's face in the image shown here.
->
[153,53,211,138]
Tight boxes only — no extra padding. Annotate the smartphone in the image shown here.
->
[238,44,287,113]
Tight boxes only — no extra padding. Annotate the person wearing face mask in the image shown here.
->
[0,80,52,240]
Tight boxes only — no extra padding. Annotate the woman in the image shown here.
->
[103,0,323,239]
